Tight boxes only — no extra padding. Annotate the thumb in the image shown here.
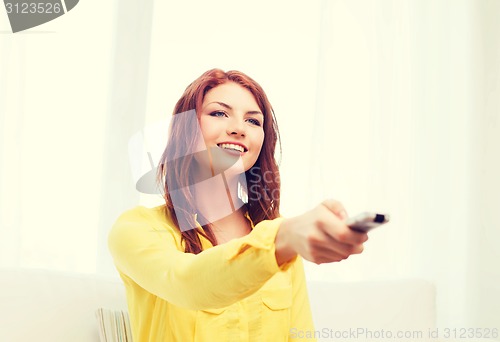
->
[321,199,348,220]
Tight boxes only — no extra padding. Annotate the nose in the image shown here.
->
[226,117,245,137]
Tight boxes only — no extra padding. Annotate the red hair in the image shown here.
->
[157,69,281,254]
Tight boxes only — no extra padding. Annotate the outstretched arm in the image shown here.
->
[108,207,292,311]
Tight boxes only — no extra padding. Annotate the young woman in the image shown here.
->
[108,69,368,341]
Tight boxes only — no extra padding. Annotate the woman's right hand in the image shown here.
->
[275,199,368,266]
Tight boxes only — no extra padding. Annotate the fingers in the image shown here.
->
[310,231,364,259]
[317,201,368,246]
[321,199,348,220]
[306,250,346,264]
[335,228,369,245]
[304,240,363,264]
[285,199,370,265]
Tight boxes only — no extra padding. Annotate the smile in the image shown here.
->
[217,143,247,153]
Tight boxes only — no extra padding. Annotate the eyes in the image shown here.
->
[209,110,262,127]
[209,111,226,118]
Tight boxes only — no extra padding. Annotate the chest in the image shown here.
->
[212,215,253,244]
[174,270,293,341]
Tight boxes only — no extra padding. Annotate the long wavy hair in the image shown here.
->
[157,69,282,254]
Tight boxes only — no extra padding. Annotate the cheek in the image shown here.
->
[199,117,221,142]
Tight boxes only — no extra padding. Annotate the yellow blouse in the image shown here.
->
[108,205,316,342]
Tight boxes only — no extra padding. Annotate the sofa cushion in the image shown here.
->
[307,279,436,341]
[0,268,127,342]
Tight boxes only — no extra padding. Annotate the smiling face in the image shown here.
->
[158,69,282,251]
[195,82,265,176]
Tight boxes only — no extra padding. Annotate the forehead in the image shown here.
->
[202,82,260,109]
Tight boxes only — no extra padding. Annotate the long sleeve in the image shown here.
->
[108,206,291,311]
[289,257,317,341]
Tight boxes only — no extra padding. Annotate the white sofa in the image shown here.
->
[0,268,127,342]
[306,279,435,341]
[0,268,488,342]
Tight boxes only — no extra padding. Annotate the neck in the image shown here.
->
[191,170,246,225]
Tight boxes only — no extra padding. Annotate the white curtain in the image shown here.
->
[1,0,498,332]
[305,0,499,329]
[0,0,154,274]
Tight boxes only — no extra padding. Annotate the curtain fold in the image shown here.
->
[0,41,25,267]
[95,0,155,275]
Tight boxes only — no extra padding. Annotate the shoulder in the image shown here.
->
[114,205,168,225]
[108,205,181,246]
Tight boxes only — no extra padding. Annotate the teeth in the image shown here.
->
[218,143,244,153]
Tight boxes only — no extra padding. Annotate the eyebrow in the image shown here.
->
[207,101,263,116]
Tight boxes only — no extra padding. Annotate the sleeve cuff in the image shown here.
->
[223,217,296,272]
